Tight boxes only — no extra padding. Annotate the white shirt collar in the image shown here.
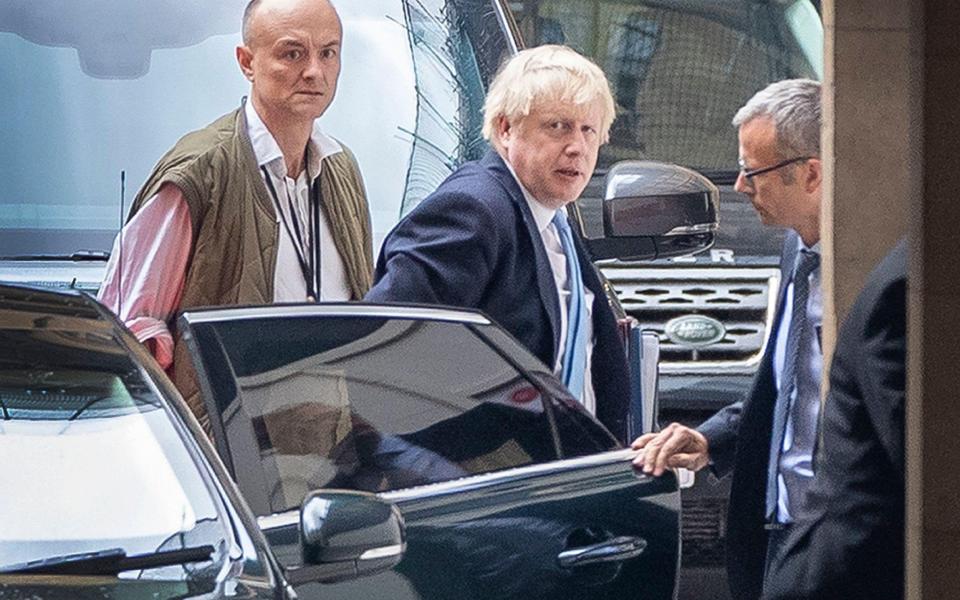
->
[244,99,343,181]
[795,235,822,257]
[503,159,564,233]
[793,230,820,253]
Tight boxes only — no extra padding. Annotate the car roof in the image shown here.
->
[0,283,133,372]
[0,283,102,321]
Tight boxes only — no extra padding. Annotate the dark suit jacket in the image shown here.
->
[697,232,800,600]
[366,150,630,441]
[762,239,907,600]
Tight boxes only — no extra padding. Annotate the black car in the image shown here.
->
[0,285,681,599]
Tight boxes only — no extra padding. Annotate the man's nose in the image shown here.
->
[734,171,751,194]
[303,54,325,81]
[564,130,587,155]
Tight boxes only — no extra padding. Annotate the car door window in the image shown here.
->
[187,313,561,516]
[512,0,822,172]
[471,326,622,458]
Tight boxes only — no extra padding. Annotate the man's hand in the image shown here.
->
[631,423,710,476]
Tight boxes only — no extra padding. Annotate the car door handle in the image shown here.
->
[557,535,648,568]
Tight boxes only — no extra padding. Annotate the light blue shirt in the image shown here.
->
[772,238,822,522]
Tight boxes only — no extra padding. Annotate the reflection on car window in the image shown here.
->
[0,329,229,582]
[512,0,822,172]
[397,0,495,216]
[191,317,559,515]
[470,326,621,457]
[0,0,508,255]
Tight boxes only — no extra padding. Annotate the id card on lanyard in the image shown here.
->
[261,165,322,301]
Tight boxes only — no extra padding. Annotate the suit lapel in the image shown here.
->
[777,233,799,313]
[481,151,562,359]
[764,233,799,373]
[748,233,800,450]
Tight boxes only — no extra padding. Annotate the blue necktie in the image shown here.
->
[766,249,820,521]
[552,211,589,402]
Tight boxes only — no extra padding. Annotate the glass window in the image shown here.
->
[190,316,560,516]
[512,0,822,173]
[0,0,510,256]
[471,326,621,458]
[0,326,231,584]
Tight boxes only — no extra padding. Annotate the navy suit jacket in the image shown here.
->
[366,151,630,441]
[762,239,906,600]
[697,231,801,600]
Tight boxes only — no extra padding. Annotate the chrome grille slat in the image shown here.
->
[601,266,780,373]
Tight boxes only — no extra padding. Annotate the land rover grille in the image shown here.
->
[601,266,781,373]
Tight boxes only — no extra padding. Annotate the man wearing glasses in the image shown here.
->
[632,79,823,600]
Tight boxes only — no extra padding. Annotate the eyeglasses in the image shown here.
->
[738,156,814,180]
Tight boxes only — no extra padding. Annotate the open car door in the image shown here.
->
[180,303,680,600]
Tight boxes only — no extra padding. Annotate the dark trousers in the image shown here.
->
[762,524,793,593]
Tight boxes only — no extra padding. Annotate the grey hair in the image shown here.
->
[732,79,821,159]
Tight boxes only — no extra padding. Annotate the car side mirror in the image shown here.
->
[579,161,719,261]
[284,490,406,585]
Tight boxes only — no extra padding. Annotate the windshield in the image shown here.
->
[0,0,510,256]
[512,0,822,174]
[0,318,232,584]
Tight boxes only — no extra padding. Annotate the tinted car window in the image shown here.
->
[190,315,560,515]
[513,0,822,173]
[471,326,621,457]
[0,0,510,256]
[0,322,232,586]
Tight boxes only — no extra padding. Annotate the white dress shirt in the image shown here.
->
[505,165,597,414]
[244,100,351,302]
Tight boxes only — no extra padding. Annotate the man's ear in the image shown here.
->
[805,157,822,194]
[236,45,255,81]
[495,115,513,147]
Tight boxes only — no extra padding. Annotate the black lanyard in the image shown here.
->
[261,165,322,300]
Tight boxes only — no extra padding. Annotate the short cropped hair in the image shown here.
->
[482,45,616,149]
[732,78,821,160]
[241,0,262,46]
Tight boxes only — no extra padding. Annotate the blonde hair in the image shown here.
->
[482,45,616,149]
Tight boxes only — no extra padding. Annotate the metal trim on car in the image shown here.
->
[257,448,647,531]
[182,303,492,326]
[359,544,406,561]
[493,0,521,54]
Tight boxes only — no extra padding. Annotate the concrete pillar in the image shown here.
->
[821,0,912,353]
[828,0,960,597]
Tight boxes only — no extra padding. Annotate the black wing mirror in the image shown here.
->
[285,490,406,585]
[578,161,719,261]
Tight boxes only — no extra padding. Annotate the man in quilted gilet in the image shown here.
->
[98,0,373,432]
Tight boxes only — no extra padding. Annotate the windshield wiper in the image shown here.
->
[2,545,215,576]
[0,251,110,262]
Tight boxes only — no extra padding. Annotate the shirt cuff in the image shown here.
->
[127,317,175,370]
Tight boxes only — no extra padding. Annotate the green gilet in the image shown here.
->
[128,103,374,430]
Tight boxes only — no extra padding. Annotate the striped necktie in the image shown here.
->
[552,211,589,402]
